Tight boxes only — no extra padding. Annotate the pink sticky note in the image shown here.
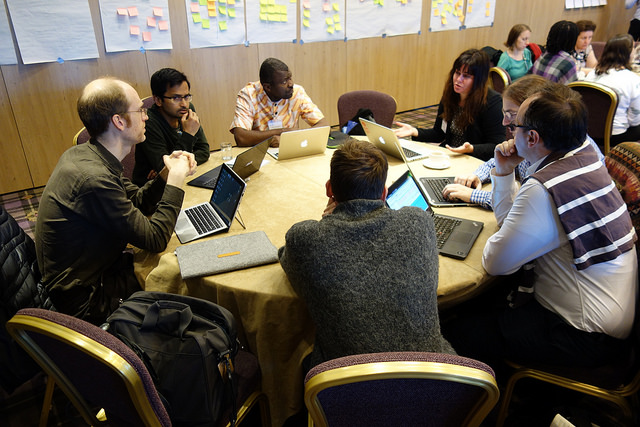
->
[153,7,163,17]
[190,3,200,12]
[158,20,169,30]
[128,6,138,16]
[322,3,330,11]
[130,25,140,35]
[142,31,152,42]
[117,8,128,16]
[147,17,157,27]
[303,1,310,8]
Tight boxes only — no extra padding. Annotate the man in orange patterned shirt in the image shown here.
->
[229,58,328,147]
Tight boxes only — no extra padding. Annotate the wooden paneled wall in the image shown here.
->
[0,0,633,193]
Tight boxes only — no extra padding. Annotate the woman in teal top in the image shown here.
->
[497,24,533,81]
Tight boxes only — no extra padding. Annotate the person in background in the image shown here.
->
[36,77,196,324]
[573,20,599,77]
[585,33,640,147]
[278,139,454,372]
[626,0,640,41]
[497,24,533,81]
[531,20,579,84]
[229,57,328,147]
[444,84,637,371]
[393,49,505,161]
[442,77,605,209]
[133,68,209,187]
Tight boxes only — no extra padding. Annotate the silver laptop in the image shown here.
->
[386,170,483,259]
[174,163,247,244]
[359,118,429,162]
[267,126,330,160]
[188,139,269,190]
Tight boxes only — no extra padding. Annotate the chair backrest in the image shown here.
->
[591,41,605,60]
[488,67,511,94]
[304,352,499,427]
[605,142,640,235]
[7,308,171,427]
[337,90,397,129]
[73,127,90,145]
[568,81,619,155]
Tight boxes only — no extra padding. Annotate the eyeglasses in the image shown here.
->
[162,94,192,103]
[502,109,518,121]
[121,108,148,117]
[505,123,531,133]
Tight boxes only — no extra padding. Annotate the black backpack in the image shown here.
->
[103,291,239,426]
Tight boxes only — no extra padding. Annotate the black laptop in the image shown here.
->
[188,139,269,189]
[386,170,483,259]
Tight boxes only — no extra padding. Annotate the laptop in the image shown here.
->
[267,126,330,160]
[359,118,429,162]
[419,176,476,207]
[188,139,269,190]
[174,163,247,244]
[385,169,483,259]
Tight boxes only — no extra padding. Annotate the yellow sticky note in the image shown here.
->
[260,0,267,4]
[268,0,275,4]
[202,19,210,28]
[219,5,227,15]
[486,1,490,7]
[199,0,207,5]
[333,14,340,23]
[219,21,228,31]
[228,0,235,4]
[281,13,288,21]
[142,31,152,41]
[333,2,340,11]
[158,20,169,30]
[467,6,472,12]
[267,14,277,21]
[153,7,163,17]
[193,13,202,23]
[219,0,226,3]
[459,14,464,21]
[433,8,439,16]
[260,13,267,21]
[128,6,138,16]
[209,9,217,16]
[432,0,438,7]
[303,18,310,27]
[441,16,447,24]
[327,26,334,34]
[468,0,473,3]
[208,3,216,9]
[228,8,236,17]
[326,17,332,25]
[303,9,310,18]
[485,9,490,16]
[335,23,342,31]
[130,25,140,35]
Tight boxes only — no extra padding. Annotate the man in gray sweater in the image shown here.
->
[278,140,455,371]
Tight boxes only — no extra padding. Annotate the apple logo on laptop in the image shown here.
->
[379,136,386,145]
[300,139,308,148]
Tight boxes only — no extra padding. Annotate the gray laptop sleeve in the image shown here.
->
[175,231,278,279]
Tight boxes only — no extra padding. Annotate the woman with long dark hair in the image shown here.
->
[394,49,505,161]
[585,33,640,146]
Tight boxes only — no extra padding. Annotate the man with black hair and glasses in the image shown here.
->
[133,68,209,186]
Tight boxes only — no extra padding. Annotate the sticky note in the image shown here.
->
[434,8,439,16]
[208,3,216,9]
[200,0,207,5]
[228,8,236,17]
[333,14,340,23]
[260,13,267,20]
[303,18,310,27]
[228,0,235,4]
[281,13,288,21]
[323,3,331,11]
[485,9,490,16]
[202,19,210,28]
[432,0,438,7]
[219,21,228,30]
[158,20,169,30]
[469,0,473,3]
[326,17,332,25]
[219,0,227,3]
[327,26,334,34]
[191,3,200,12]
[128,6,138,16]
[303,9,310,18]
[441,16,447,24]
[117,8,127,16]
[303,1,311,8]
[268,14,279,21]
[209,9,217,16]
[335,23,342,31]
[333,2,339,11]
[467,6,472,12]
[147,17,156,27]
[153,7,163,17]
[130,25,140,35]
[142,31,152,41]
[486,1,490,7]
[193,13,202,23]
[219,5,227,15]
[260,0,267,4]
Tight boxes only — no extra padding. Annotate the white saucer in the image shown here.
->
[423,159,450,170]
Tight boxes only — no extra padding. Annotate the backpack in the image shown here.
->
[342,108,375,136]
[103,291,239,426]
[481,45,503,67]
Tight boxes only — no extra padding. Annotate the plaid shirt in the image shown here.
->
[229,81,324,132]
[531,51,578,84]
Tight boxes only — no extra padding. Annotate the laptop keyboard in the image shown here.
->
[423,177,451,203]
[433,215,462,249]
[185,205,224,234]
[402,146,421,159]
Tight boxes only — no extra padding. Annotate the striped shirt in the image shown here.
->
[229,81,324,132]
[527,141,636,270]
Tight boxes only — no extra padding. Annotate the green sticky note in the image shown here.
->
[199,0,207,5]
[228,8,236,17]
[219,5,227,15]
[192,13,202,23]
[219,20,228,31]
[202,19,210,28]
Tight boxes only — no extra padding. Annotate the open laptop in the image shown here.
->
[267,126,330,160]
[385,169,483,259]
[188,139,269,190]
[418,176,477,207]
[174,163,247,244]
[359,118,429,162]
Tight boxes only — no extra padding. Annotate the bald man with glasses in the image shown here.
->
[133,68,210,186]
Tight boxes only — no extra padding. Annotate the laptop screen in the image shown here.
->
[386,171,430,212]
[211,165,245,225]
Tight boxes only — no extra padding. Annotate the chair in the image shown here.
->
[568,81,618,155]
[605,141,640,235]
[495,300,640,427]
[304,351,499,427]
[488,67,511,94]
[72,96,154,180]
[6,308,172,427]
[337,90,397,129]
[591,41,605,60]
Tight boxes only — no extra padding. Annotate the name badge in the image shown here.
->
[441,119,448,133]
[268,119,283,130]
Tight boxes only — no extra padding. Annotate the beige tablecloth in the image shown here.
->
[134,144,497,426]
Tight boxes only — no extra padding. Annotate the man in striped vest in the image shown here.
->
[445,83,638,369]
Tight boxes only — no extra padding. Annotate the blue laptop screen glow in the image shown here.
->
[386,173,429,211]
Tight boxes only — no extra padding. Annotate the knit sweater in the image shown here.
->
[278,199,455,369]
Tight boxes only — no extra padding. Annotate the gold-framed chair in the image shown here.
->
[488,67,511,94]
[7,308,171,427]
[568,81,618,155]
[337,90,397,129]
[304,352,499,427]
